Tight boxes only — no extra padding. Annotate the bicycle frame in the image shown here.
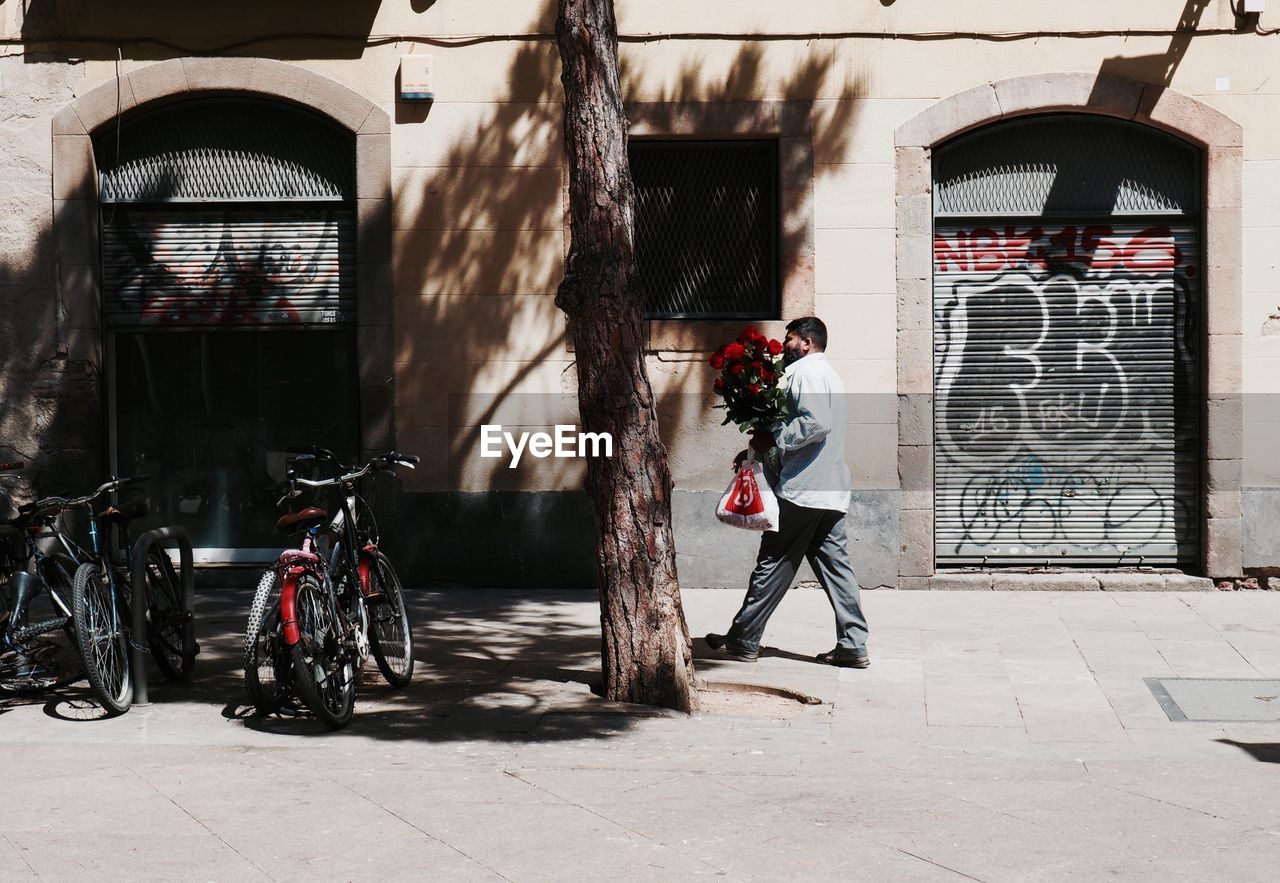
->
[4,502,93,640]
[275,459,389,651]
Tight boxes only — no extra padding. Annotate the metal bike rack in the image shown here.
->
[129,526,195,707]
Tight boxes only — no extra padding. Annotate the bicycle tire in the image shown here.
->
[243,569,289,715]
[289,576,355,729]
[144,547,194,681]
[71,561,132,715]
[367,552,414,689]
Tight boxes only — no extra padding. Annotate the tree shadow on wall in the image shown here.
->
[389,11,859,590]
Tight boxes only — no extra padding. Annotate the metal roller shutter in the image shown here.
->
[102,206,356,328]
[96,98,356,330]
[933,221,1200,566]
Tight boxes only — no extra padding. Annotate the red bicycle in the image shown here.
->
[243,449,417,728]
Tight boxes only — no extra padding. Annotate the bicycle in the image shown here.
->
[0,473,92,693]
[12,475,196,713]
[244,449,417,728]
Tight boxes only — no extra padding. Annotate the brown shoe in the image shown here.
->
[816,647,869,669]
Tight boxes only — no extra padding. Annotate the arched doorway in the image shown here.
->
[930,115,1202,567]
[95,97,359,556]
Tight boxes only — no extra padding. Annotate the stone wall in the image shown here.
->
[5,2,1280,583]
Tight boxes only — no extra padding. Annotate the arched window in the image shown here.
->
[931,115,1202,567]
[96,98,359,557]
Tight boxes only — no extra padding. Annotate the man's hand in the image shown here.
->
[749,428,776,454]
[731,429,776,470]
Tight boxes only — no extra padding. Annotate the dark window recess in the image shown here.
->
[630,140,779,319]
[114,330,359,550]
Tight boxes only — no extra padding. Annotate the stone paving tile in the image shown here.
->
[923,673,1025,728]
[921,634,1009,679]
[1015,686,1128,743]
[1084,761,1280,829]
[1217,630,1280,674]
[1149,637,1262,678]
[564,774,937,880]
[1065,629,1173,676]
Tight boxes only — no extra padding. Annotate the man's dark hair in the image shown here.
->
[785,316,828,349]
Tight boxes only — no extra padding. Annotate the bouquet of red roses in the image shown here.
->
[709,326,787,433]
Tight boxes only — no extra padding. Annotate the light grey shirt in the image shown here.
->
[769,352,852,513]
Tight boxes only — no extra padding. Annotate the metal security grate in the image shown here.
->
[631,140,778,319]
[96,98,355,203]
[933,221,1202,566]
[935,116,1199,218]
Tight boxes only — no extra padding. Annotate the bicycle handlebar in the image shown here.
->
[273,452,418,507]
[15,474,149,518]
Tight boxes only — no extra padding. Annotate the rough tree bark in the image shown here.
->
[554,0,699,713]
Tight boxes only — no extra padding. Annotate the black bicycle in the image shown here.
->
[0,469,88,692]
[0,475,194,710]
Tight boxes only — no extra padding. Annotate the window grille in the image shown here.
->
[630,140,779,319]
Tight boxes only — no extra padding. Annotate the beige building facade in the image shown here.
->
[1,1,1277,588]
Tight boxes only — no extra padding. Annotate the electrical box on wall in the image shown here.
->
[400,55,434,101]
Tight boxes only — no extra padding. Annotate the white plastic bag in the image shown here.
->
[716,451,779,531]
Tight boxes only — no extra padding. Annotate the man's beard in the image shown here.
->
[782,349,800,366]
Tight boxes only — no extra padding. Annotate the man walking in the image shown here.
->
[706,316,871,668]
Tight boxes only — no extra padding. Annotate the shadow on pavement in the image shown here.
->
[1217,739,1280,764]
[164,586,669,742]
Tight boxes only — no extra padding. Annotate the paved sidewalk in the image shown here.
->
[2,588,1279,881]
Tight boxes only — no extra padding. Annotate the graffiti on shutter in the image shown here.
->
[103,206,356,329]
[933,221,1200,565]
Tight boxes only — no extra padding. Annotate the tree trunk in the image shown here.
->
[554,0,699,713]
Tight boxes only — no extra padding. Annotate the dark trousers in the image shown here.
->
[727,498,869,653]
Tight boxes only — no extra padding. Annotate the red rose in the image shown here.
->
[709,353,725,369]
[761,369,775,383]
[751,360,763,371]
[747,383,761,395]
[713,377,726,392]
[730,363,745,377]
[724,342,746,360]
[768,339,783,355]
[739,325,759,343]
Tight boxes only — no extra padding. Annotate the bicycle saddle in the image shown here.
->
[276,507,328,533]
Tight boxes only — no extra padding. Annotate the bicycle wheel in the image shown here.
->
[289,576,355,729]
[243,569,289,715]
[71,562,132,714]
[367,552,414,688]
[143,547,194,680]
